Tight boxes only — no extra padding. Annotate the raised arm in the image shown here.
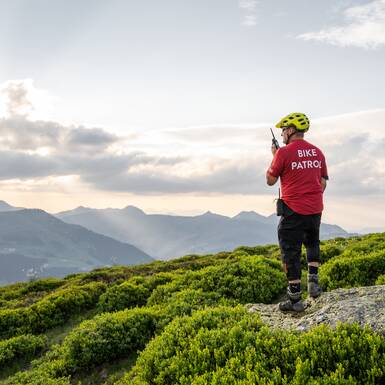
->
[266,172,278,186]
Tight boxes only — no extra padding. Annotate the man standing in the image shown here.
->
[266,112,328,312]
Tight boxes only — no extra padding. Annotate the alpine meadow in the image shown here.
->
[0,232,385,384]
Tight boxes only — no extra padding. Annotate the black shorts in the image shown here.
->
[278,202,321,281]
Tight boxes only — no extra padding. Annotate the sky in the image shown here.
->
[0,0,384,232]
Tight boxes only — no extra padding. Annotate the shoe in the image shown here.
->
[308,274,322,298]
[278,286,305,312]
[278,299,305,312]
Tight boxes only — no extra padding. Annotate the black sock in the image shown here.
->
[309,265,318,275]
[288,283,301,303]
[289,283,301,293]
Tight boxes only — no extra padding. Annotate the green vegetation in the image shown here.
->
[376,274,385,285]
[0,334,47,368]
[0,282,106,338]
[0,232,384,384]
[319,233,385,290]
[147,256,286,306]
[63,307,163,370]
[320,250,385,290]
[121,307,385,385]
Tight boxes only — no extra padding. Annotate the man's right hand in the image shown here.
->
[271,144,278,156]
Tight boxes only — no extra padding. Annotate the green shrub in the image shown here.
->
[233,244,280,258]
[5,353,71,385]
[62,307,164,370]
[343,233,385,256]
[320,249,385,290]
[143,271,177,291]
[320,244,343,263]
[190,257,286,303]
[375,274,385,285]
[20,278,65,294]
[31,281,106,332]
[0,282,106,338]
[119,307,385,385]
[163,288,235,322]
[6,375,71,385]
[148,256,286,306]
[0,307,35,339]
[0,334,47,367]
[0,278,64,302]
[146,280,182,306]
[97,282,150,312]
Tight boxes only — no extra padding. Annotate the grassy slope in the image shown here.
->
[0,232,384,384]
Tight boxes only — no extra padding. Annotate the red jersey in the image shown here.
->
[267,139,328,215]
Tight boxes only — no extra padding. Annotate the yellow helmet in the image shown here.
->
[275,112,310,132]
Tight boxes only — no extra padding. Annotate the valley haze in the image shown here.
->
[0,199,353,284]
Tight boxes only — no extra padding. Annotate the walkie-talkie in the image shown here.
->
[270,128,280,149]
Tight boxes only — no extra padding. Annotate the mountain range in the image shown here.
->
[0,205,153,284]
[0,200,353,284]
[55,205,351,260]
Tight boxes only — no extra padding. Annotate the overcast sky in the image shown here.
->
[0,0,384,232]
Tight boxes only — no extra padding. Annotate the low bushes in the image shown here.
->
[0,278,65,310]
[5,352,71,385]
[320,243,343,263]
[0,278,64,301]
[61,307,164,371]
[163,288,231,317]
[343,233,385,256]
[148,256,286,306]
[4,292,229,381]
[97,272,178,312]
[120,306,385,385]
[375,274,385,285]
[233,244,280,258]
[0,282,106,338]
[320,250,385,290]
[0,334,47,368]
[98,282,150,312]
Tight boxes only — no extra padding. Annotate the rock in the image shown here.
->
[246,285,385,334]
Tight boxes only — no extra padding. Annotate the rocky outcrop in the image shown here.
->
[246,285,385,334]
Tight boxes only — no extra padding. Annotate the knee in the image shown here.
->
[306,244,321,263]
[282,252,301,281]
[286,259,301,281]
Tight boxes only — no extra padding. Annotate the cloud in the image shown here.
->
[66,127,119,149]
[156,110,385,197]
[309,109,385,196]
[1,80,384,199]
[298,0,385,49]
[0,79,34,117]
[0,151,60,179]
[0,79,188,186]
[84,156,268,195]
[239,0,259,27]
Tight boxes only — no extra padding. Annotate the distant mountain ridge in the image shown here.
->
[0,209,153,284]
[0,200,23,212]
[56,205,352,260]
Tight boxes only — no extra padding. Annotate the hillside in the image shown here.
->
[56,205,351,260]
[0,209,153,284]
[0,232,384,384]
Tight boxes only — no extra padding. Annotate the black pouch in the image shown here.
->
[276,198,284,216]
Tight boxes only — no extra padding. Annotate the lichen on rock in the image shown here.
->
[246,284,385,334]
